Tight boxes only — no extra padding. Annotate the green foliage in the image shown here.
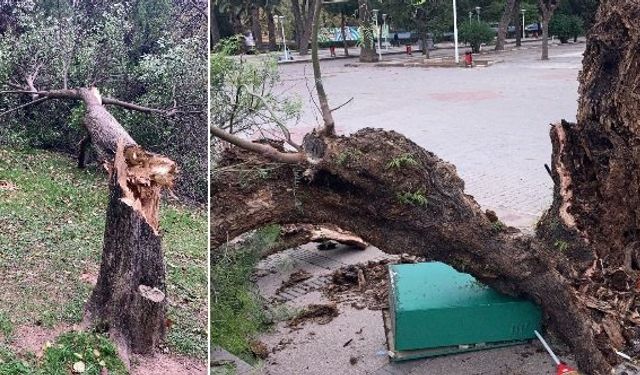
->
[550,13,583,43]
[39,332,126,375]
[0,332,125,375]
[210,39,302,137]
[0,148,207,359]
[387,153,418,169]
[554,240,569,252]
[211,225,281,363]
[336,149,364,166]
[0,1,207,203]
[397,189,429,207]
[491,220,505,232]
[459,21,494,53]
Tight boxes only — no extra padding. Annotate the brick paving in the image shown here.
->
[278,42,585,229]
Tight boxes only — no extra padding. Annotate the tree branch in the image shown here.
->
[0,88,203,117]
[211,126,308,164]
[311,0,336,137]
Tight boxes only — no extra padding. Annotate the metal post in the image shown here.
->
[475,6,480,22]
[373,9,381,60]
[521,9,526,39]
[453,0,459,63]
[469,11,472,23]
[279,16,289,60]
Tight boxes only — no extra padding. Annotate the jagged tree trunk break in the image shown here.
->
[358,0,378,63]
[496,0,517,50]
[78,88,176,366]
[3,87,178,366]
[211,0,640,373]
[538,0,557,60]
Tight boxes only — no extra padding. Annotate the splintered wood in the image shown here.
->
[113,141,176,232]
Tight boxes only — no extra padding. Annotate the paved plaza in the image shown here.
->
[279,42,584,229]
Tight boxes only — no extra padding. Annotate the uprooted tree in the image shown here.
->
[212,0,640,373]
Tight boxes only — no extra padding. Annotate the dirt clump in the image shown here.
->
[288,303,339,327]
[325,255,421,310]
[277,270,312,293]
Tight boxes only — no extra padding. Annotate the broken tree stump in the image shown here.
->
[84,142,176,364]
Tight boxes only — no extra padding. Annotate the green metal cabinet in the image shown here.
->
[385,262,542,361]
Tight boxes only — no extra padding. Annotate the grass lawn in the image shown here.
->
[211,225,284,365]
[0,147,207,372]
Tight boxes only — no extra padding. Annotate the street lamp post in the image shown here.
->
[372,9,382,61]
[453,0,459,63]
[275,15,289,61]
[468,11,472,23]
[521,9,526,39]
[475,6,481,22]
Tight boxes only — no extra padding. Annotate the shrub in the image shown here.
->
[550,14,584,43]
[458,21,494,53]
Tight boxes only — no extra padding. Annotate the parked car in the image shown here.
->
[489,22,517,37]
[525,23,542,37]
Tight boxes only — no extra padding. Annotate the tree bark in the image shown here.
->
[496,0,517,50]
[7,87,178,366]
[76,88,176,367]
[251,4,263,50]
[538,0,557,60]
[291,0,316,55]
[514,0,522,47]
[358,0,378,63]
[340,12,349,56]
[266,7,277,51]
[211,4,221,49]
[211,129,609,374]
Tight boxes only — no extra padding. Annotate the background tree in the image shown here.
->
[459,21,494,52]
[495,0,517,50]
[291,0,318,55]
[538,0,558,60]
[358,0,378,62]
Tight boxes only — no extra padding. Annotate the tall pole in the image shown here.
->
[521,9,526,39]
[453,0,459,63]
[373,9,382,61]
[475,6,480,22]
[279,16,289,60]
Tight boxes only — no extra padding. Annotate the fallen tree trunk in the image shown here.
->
[211,129,609,373]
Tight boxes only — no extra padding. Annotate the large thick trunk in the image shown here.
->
[291,0,315,55]
[496,0,517,50]
[251,4,263,50]
[211,5,220,49]
[211,129,610,374]
[514,0,522,47]
[266,7,277,51]
[74,88,175,366]
[358,0,377,63]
